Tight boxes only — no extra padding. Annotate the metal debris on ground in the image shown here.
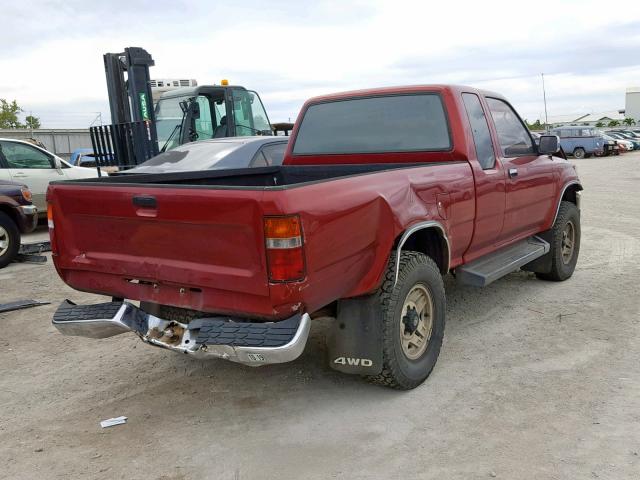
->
[19,241,51,255]
[15,254,48,264]
[100,416,128,428]
[0,299,50,314]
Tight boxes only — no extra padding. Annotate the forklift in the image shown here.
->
[90,47,273,172]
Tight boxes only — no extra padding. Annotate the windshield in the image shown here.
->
[126,141,244,174]
[155,95,189,150]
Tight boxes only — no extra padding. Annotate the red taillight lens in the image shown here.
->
[264,215,305,282]
[266,247,305,282]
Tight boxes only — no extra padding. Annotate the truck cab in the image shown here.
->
[155,85,273,152]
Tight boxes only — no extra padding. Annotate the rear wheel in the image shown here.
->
[367,252,446,390]
[536,201,580,281]
[573,147,585,159]
[0,212,20,269]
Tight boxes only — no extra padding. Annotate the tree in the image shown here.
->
[607,120,620,127]
[623,117,636,126]
[0,99,41,129]
[525,119,544,131]
[0,99,23,128]
[25,115,41,130]
[595,121,604,128]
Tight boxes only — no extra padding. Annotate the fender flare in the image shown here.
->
[552,181,583,225]
[394,220,450,285]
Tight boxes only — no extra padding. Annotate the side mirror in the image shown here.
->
[54,156,62,170]
[538,135,560,155]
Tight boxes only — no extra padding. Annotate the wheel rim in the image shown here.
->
[561,220,575,264]
[0,225,10,257]
[399,283,434,360]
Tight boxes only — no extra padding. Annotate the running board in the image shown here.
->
[456,236,550,287]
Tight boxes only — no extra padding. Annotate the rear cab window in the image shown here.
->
[292,94,451,155]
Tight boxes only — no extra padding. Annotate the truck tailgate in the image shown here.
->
[49,184,270,313]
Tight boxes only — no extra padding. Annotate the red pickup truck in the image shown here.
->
[48,85,582,389]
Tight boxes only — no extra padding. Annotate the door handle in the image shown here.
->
[508,168,518,178]
[132,195,157,208]
[12,173,27,178]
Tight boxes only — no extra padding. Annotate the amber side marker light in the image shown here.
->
[21,187,32,203]
[264,215,305,282]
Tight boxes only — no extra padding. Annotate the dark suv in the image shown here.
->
[0,180,38,268]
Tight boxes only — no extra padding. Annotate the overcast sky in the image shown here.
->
[2,0,640,128]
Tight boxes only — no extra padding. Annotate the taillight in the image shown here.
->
[264,215,305,282]
[47,203,54,229]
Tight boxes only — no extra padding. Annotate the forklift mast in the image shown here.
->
[91,47,159,172]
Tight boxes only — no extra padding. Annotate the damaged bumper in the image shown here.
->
[52,300,310,366]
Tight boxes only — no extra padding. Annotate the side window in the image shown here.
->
[193,96,214,139]
[486,98,535,157]
[462,93,496,169]
[249,151,269,167]
[0,141,53,169]
[260,143,287,166]
[232,90,271,136]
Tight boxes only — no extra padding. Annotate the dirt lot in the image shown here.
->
[1,153,639,480]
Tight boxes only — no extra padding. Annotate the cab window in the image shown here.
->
[486,98,534,157]
[462,93,496,169]
[193,96,214,139]
[232,90,271,136]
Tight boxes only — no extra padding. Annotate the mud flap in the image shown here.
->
[327,294,383,375]
[521,230,553,274]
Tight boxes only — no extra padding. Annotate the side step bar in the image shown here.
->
[53,301,311,366]
[456,236,550,287]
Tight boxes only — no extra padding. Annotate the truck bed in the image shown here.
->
[48,161,474,320]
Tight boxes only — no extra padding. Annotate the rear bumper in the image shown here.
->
[52,300,311,366]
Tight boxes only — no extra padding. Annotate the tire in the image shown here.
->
[573,147,585,159]
[367,251,446,390]
[536,201,580,281]
[0,212,20,269]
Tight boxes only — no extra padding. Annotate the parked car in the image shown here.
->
[123,136,289,175]
[608,130,640,148]
[48,85,582,390]
[551,126,604,158]
[0,138,99,215]
[0,180,37,268]
[69,148,116,169]
[605,133,636,151]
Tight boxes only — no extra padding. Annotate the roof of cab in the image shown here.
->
[303,84,506,105]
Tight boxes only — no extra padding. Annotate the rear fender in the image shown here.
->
[393,221,450,281]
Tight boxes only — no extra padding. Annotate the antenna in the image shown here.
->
[542,73,549,132]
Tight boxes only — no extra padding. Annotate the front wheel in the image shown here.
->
[0,212,20,269]
[536,201,580,281]
[573,147,586,159]
[367,252,446,390]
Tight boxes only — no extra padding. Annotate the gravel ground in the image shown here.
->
[1,153,639,480]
